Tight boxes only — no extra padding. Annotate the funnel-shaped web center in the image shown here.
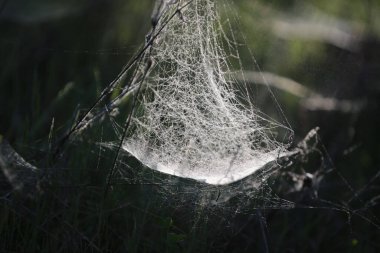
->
[123,0,290,185]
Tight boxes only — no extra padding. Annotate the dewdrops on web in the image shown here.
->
[122,0,292,185]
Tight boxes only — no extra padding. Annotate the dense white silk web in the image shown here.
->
[122,0,291,185]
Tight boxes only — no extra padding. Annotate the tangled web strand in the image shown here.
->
[123,0,290,185]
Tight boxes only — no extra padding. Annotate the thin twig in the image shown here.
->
[54,0,194,158]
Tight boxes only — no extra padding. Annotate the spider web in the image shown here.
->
[119,0,293,186]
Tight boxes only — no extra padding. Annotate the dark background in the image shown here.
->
[0,0,379,252]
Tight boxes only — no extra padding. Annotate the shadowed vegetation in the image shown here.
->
[1,0,380,252]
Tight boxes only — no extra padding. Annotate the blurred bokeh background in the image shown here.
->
[0,0,379,252]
